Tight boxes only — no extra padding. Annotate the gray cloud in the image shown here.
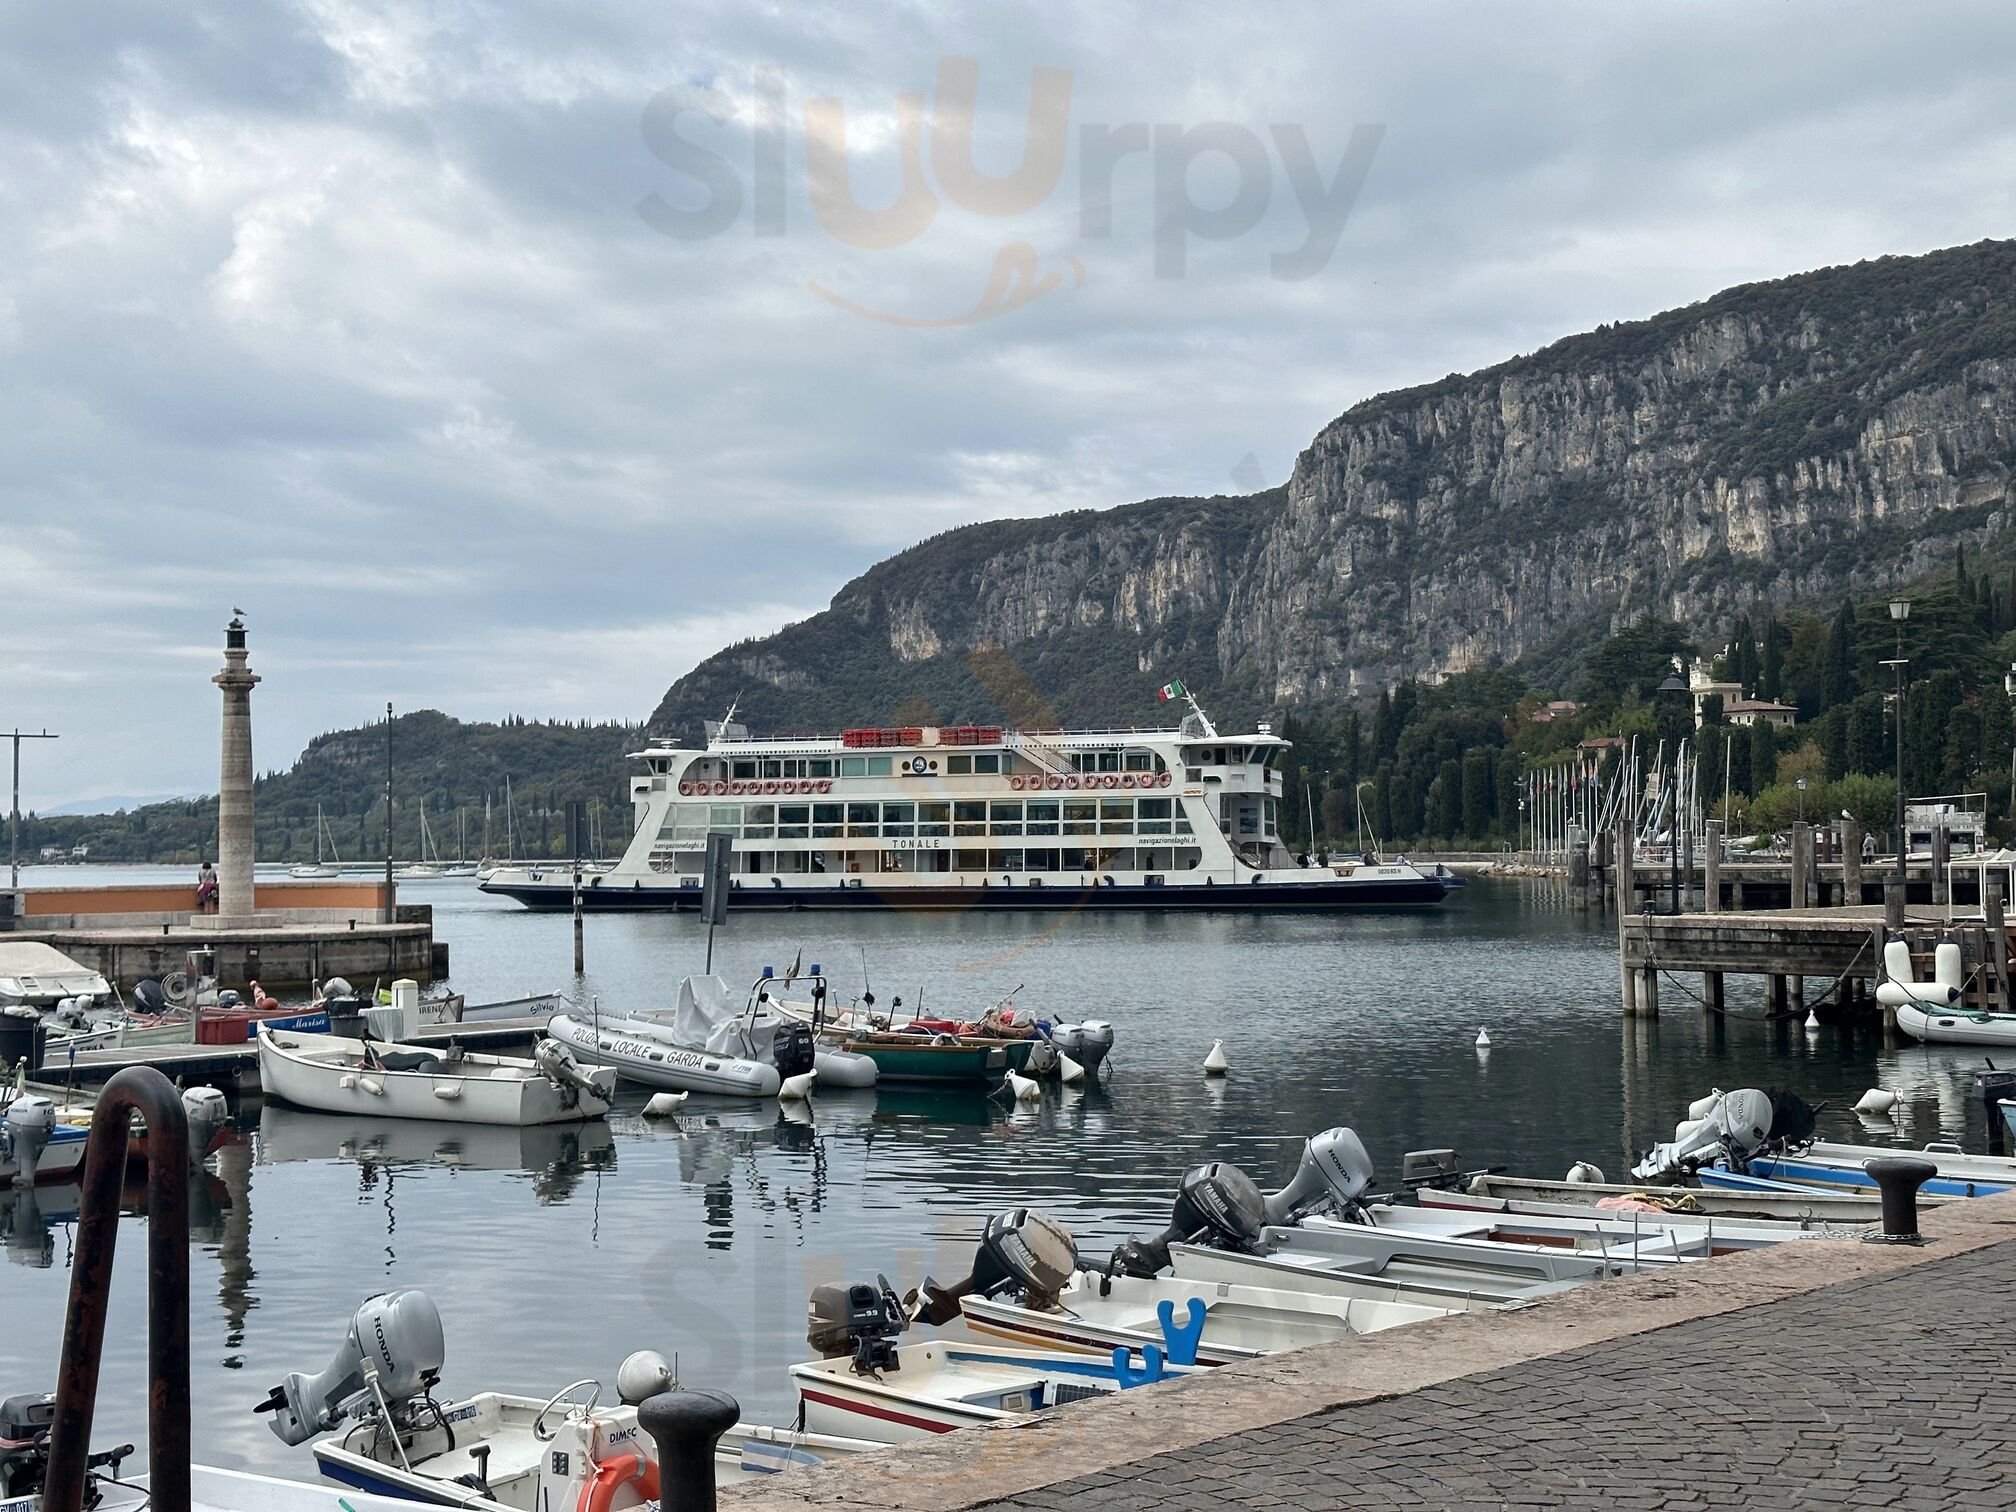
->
[3,1,2014,805]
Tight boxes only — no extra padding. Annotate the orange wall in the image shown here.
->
[21,881,389,916]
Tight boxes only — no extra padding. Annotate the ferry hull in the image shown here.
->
[481,874,1454,912]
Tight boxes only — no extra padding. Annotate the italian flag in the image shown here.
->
[1156,680,1186,702]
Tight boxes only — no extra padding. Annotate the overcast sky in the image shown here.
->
[5,2,2014,808]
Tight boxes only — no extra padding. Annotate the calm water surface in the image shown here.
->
[0,868,2001,1477]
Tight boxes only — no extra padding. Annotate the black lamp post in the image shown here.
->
[1883,598,1910,911]
[1658,670,1688,912]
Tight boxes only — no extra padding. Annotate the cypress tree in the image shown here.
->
[1761,619,1787,703]
[1822,601,1855,709]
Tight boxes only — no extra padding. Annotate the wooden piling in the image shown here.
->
[1789,823,1812,912]
[1933,826,1951,907]
[1703,970,1724,1013]
[1704,820,1724,915]
[1843,818,1863,904]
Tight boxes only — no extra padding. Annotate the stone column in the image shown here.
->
[212,616,261,923]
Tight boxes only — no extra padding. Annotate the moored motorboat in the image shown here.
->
[1445,1173,1909,1224]
[261,1291,880,1503]
[0,941,111,1007]
[256,1026,613,1126]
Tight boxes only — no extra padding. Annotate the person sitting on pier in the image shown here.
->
[195,860,219,913]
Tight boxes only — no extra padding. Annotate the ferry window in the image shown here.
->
[810,758,835,777]
[840,757,866,777]
[1100,799,1132,835]
[989,801,1022,836]
[708,805,743,833]
[812,803,843,839]
[955,849,988,870]
[865,756,893,776]
[733,760,758,779]
[761,760,782,779]
[919,801,950,837]
[846,802,879,834]
[746,804,776,825]
[1124,750,1152,772]
[1097,750,1120,773]
[1185,767,1202,782]
[779,804,810,822]
[1025,848,1059,870]
[881,802,916,823]
[1026,800,1059,836]
[954,800,987,836]
[745,818,775,841]
[997,849,1025,872]
[1063,800,1096,835]
[974,753,1000,773]
[1137,797,1172,836]
[947,755,973,775]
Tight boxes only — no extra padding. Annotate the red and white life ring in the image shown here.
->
[726,780,742,795]
[677,782,692,796]
[1065,775,1081,790]
[1103,774,1120,789]
[1121,773,1137,789]
[800,779,815,794]
[816,778,833,794]
[1158,771,1173,787]
[1009,774,1025,790]
[763,780,780,795]
[1045,775,1063,790]
[579,1452,656,1512]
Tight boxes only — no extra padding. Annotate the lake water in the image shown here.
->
[0,868,2002,1479]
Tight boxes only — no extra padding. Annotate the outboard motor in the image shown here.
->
[4,1095,56,1189]
[182,1086,229,1170]
[1975,1063,2016,1132]
[771,1022,816,1080]
[1630,1087,1778,1181]
[216,989,243,1011]
[1075,1021,1115,1074]
[531,1039,606,1107]
[0,1390,131,1498]
[909,1208,1079,1326]
[1109,1161,1267,1277]
[807,1275,906,1375]
[257,1289,447,1445]
[1262,1128,1376,1225]
[131,979,167,1015]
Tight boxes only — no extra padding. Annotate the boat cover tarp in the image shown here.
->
[674,975,754,1058]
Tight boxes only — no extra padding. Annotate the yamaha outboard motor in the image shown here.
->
[257,1289,447,1445]
[1109,1161,1267,1277]
[182,1086,229,1171]
[771,1022,816,1080]
[909,1208,1078,1326]
[807,1275,906,1375]
[131,978,167,1015]
[1262,1128,1376,1225]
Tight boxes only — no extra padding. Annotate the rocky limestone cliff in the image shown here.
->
[654,240,2016,736]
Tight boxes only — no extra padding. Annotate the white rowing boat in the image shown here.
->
[256,1027,612,1126]
[957,1268,1468,1365]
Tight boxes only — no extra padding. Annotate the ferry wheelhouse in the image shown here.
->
[480,701,1457,912]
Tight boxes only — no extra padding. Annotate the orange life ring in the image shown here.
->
[676,782,690,796]
[1009,774,1024,790]
[800,779,815,794]
[1065,775,1080,790]
[816,778,833,794]
[714,780,729,795]
[1121,774,1137,789]
[1103,774,1119,789]
[727,781,742,795]
[763,780,779,795]
[1045,775,1062,791]
[579,1452,656,1512]
[1158,771,1173,787]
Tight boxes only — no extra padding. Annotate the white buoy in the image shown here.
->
[1565,1161,1606,1184]
[1805,1009,1820,1033]
[1854,1088,1898,1115]
[1203,1041,1229,1076]
[1475,1028,1491,1048]
[1004,1069,1042,1104]
[1057,1051,1086,1086]
[779,1070,817,1102]
[1686,1089,1722,1121]
[643,1091,689,1117]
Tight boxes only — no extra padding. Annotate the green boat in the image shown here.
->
[842,1034,1009,1085]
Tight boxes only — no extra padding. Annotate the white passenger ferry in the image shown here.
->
[480,699,1458,913]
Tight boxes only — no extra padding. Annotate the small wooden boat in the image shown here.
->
[256,1027,613,1126]
[790,1340,1199,1442]
[1447,1173,1907,1224]
[840,1031,1008,1084]
[958,1269,1466,1365]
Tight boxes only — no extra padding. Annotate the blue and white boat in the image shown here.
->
[1697,1140,2015,1199]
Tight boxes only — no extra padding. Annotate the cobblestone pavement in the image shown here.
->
[987,1237,2016,1511]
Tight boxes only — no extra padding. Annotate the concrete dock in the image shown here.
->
[725,1192,2016,1511]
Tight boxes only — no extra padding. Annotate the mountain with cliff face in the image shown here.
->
[652,239,2016,737]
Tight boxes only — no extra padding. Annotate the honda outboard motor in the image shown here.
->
[182,1086,229,1171]
[909,1208,1078,1326]
[1262,1128,1375,1225]
[807,1275,906,1375]
[257,1289,447,1445]
[1630,1087,1777,1181]
[4,1096,56,1189]
[771,1022,816,1080]
[1053,1022,1115,1075]
[1109,1161,1267,1277]
[531,1039,606,1107]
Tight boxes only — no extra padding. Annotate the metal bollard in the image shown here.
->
[638,1387,740,1512]
[1862,1156,1937,1244]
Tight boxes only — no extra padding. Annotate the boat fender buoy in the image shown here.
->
[643,1091,688,1116]
[1854,1088,1898,1115]
[433,1083,463,1100]
[1004,1069,1041,1103]
[1203,1040,1229,1076]
[1566,1161,1606,1184]
[779,1070,816,1102]
[1155,1296,1207,1366]
[1475,1028,1490,1048]
[1057,1050,1086,1085]
[358,1077,384,1096]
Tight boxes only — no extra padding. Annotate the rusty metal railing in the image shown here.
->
[40,1066,190,1512]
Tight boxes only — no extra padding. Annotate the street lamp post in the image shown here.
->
[1883,597,1911,922]
[1659,671,1688,913]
